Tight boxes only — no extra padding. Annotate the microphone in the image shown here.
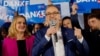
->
[50,20,56,27]
[50,20,58,42]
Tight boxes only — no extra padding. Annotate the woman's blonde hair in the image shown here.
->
[8,15,31,38]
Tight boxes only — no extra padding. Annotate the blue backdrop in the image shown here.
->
[1,0,100,27]
[73,0,100,13]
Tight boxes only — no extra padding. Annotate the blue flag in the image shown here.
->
[51,0,70,3]
[74,0,100,13]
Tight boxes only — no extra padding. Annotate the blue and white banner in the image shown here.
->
[74,0,100,13]
[19,4,46,24]
[2,0,30,11]
[0,6,15,27]
[0,0,30,27]
[0,0,67,27]
[51,0,70,3]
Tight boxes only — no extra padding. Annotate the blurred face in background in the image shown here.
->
[32,24,41,34]
[63,19,72,29]
[15,17,26,33]
[34,24,40,32]
[1,29,7,38]
[88,17,100,30]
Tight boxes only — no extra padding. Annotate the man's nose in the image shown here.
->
[50,14,55,18]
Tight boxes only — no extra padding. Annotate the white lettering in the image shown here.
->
[37,11,40,17]
[19,10,45,20]
[25,12,30,19]
[0,14,13,22]
[3,1,29,6]
[41,10,45,17]
[76,0,97,3]
[4,1,8,6]
[30,11,37,18]
[76,0,81,3]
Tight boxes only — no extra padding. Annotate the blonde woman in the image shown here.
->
[2,15,35,56]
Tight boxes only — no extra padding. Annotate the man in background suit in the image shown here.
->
[32,4,89,56]
[83,14,100,56]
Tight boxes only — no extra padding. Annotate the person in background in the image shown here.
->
[2,15,35,56]
[27,24,33,34]
[62,16,73,29]
[32,23,44,35]
[70,2,84,29]
[71,2,100,56]
[0,22,11,40]
[83,14,100,56]
[32,3,89,56]
[0,27,8,40]
[62,16,86,56]
[62,16,83,39]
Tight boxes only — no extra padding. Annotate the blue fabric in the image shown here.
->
[73,0,100,13]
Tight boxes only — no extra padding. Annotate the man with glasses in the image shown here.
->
[32,4,89,56]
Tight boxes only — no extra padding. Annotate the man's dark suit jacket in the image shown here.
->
[83,29,100,56]
[32,27,89,56]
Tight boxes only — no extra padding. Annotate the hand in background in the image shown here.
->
[74,27,83,39]
[71,3,78,15]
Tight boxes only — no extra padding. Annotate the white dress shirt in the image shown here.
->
[45,28,83,56]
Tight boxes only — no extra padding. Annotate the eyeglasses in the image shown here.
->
[46,12,60,16]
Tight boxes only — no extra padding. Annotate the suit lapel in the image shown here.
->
[61,27,68,46]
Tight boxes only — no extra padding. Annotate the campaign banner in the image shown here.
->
[19,4,46,24]
[0,6,15,27]
[0,0,62,26]
[2,0,30,11]
[51,0,70,3]
[74,0,100,13]
[0,0,30,27]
